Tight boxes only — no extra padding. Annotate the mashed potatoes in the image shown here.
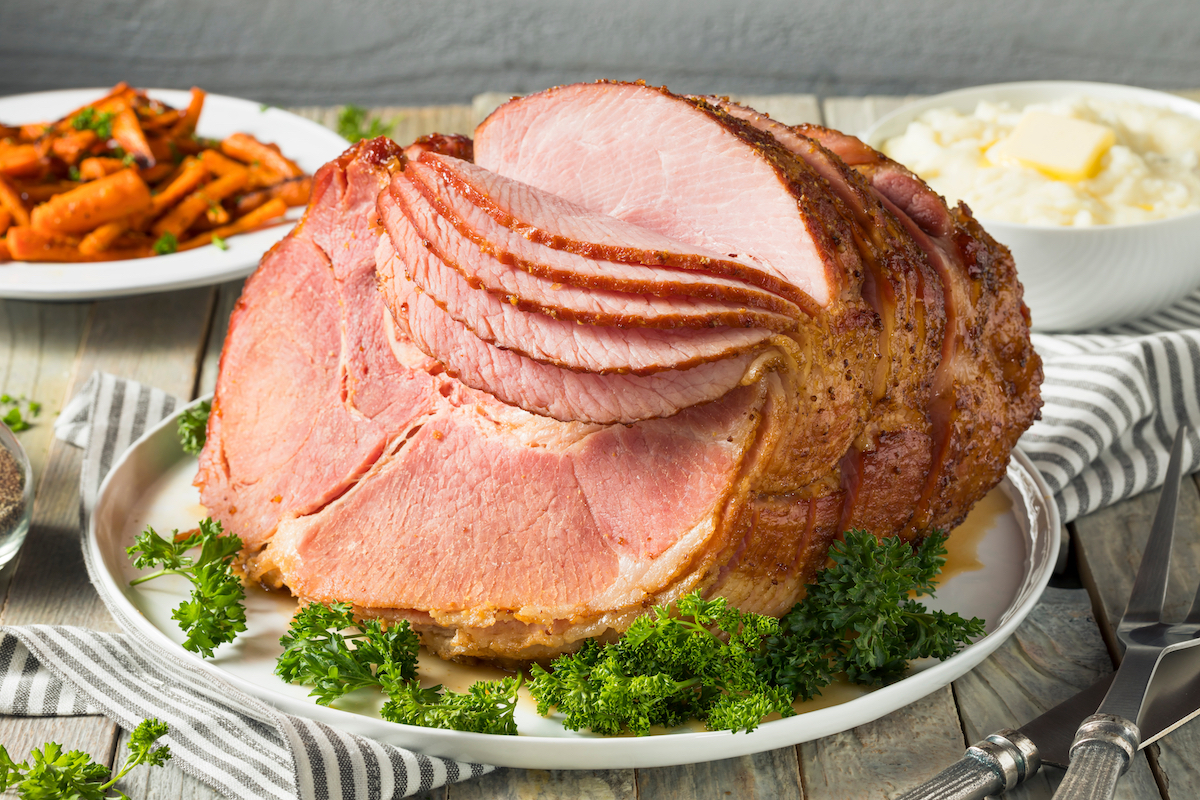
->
[882,98,1200,226]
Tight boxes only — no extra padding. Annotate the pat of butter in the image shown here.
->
[989,111,1116,181]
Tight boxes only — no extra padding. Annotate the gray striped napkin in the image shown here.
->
[1021,292,1200,522]
[0,372,494,800]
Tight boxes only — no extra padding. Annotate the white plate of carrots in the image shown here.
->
[0,86,349,299]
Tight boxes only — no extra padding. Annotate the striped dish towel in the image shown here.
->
[1021,292,1200,523]
[0,372,493,800]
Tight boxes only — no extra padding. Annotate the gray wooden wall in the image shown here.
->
[2,0,1197,105]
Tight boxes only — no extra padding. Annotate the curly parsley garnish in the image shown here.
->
[177,400,210,455]
[529,593,794,735]
[336,105,393,143]
[152,231,178,256]
[127,518,246,658]
[381,676,522,735]
[757,529,986,700]
[70,107,116,141]
[276,602,419,704]
[0,394,41,433]
[0,718,171,799]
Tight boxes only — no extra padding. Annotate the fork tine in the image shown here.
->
[1122,425,1189,626]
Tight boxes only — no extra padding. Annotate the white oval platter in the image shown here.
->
[0,88,348,299]
[89,406,1059,770]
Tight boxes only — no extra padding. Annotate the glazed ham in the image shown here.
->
[197,82,1042,661]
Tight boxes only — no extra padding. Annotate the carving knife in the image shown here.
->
[896,642,1200,800]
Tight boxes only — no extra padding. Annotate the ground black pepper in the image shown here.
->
[0,444,26,534]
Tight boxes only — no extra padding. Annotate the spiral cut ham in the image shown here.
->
[196,82,1042,662]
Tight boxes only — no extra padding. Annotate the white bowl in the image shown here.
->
[863,81,1200,332]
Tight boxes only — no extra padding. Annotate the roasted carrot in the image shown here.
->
[0,238,9,262]
[18,124,47,142]
[79,157,126,181]
[220,133,303,178]
[0,176,30,227]
[198,149,244,177]
[170,88,206,137]
[138,108,181,131]
[152,167,247,237]
[148,158,208,219]
[50,129,99,165]
[178,198,287,251]
[0,208,11,236]
[234,176,312,214]
[0,144,42,177]
[78,218,129,255]
[15,180,83,203]
[111,108,155,167]
[30,168,152,235]
[7,225,148,262]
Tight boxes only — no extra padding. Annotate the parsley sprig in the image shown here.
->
[529,593,794,735]
[177,400,210,455]
[381,676,522,735]
[70,107,116,141]
[0,394,41,433]
[757,529,986,700]
[336,105,393,143]
[276,602,419,704]
[127,518,246,658]
[276,602,523,734]
[0,718,171,799]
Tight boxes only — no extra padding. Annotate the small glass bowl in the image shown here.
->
[0,422,33,569]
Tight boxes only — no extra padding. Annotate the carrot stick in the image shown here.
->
[220,133,303,178]
[29,168,152,235]
[50,130,99,165]
[57,82,130,128]
[0,144,42,177]
[112,108,155,166]
[79,218,129,255]
[169,88,206,137]
[198,149,244,176]
[151,167,246,237]
[234,176,312,214]
[0,208,11,236]
[178,198,287,251]
[0,176,30,227]
[7,225,149,262]
[79,157,126,181]
[14,180,82,203]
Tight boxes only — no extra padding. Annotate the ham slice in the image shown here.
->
[393,161,799,330]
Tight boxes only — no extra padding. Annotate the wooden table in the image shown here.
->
[2,94,1199,800]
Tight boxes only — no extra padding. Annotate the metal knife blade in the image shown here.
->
[1026,643,1200,769]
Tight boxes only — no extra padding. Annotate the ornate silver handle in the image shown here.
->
[896,729,1040,800]
[1051,714,1141,800]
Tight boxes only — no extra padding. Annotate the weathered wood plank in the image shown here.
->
[0,300,90,481]
[109,724,226,800]
[821,95,922,137]
[451,768,634,800]
[0,715,117,775]
[799,685,964,799]
[637,747,802,800]
[196,279,245,399]
[289,104,476,143]
[1073,476,1200,799]
[950,586,1159,799]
